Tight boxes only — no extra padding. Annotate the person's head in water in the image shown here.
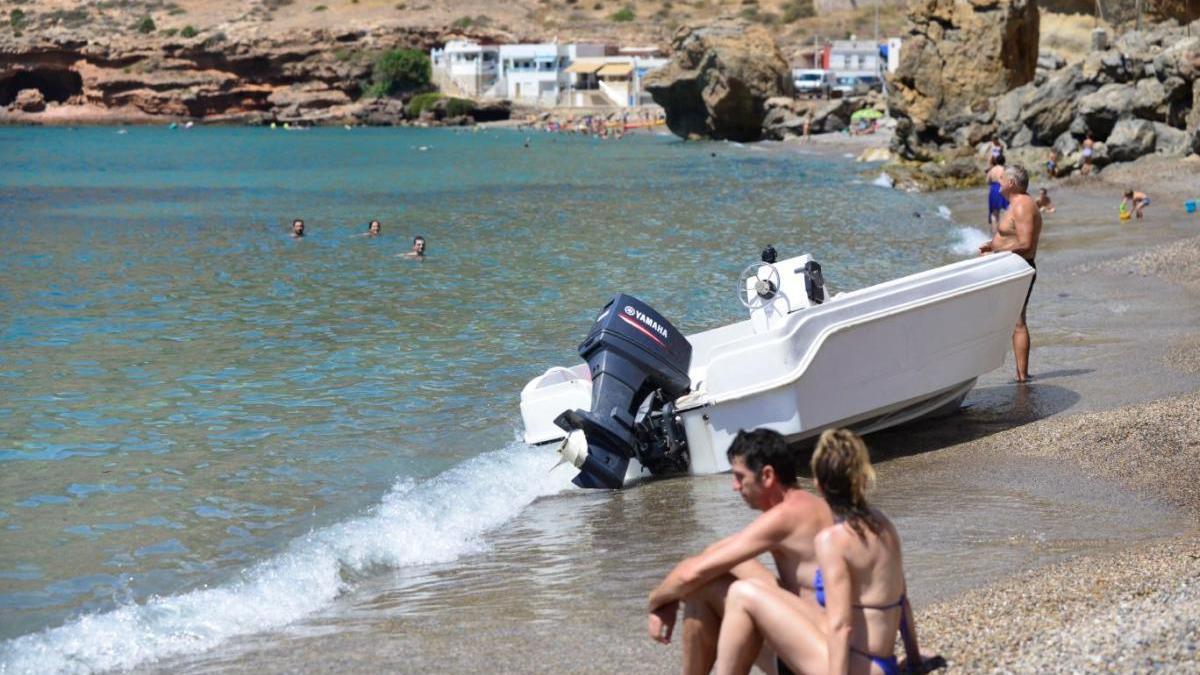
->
[292,219,305,237]
[811,428,878,535]
[368,220,381,236]
[726,429,797,509]
[412,236,426,256]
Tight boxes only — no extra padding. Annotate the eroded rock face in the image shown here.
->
[13,88,45,112]
[645,22,792,142]
[0,25,480,125]
[889,0,1040,160]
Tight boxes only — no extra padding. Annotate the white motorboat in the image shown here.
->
[520,248,1036,488]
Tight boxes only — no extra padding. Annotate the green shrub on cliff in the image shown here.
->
[9,9,26,34]
[443,97,475,117]
[403,94,475,118]
[405,92,442,116]
[369,49,431,97]
[180,25,197,38]
[137,16,156,33]
[781,0,815,22]
[610,7,635,21]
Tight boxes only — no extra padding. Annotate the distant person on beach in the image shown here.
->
[714,429,934,675]
[988,137,1005,166]
[1046,149,1059,177]
[399,235,426,260]
[648,429,833,674]
[1081,134,1095,175]
[1035,188,1056,214]
[1121,189,1150,219]
[979,164,1042,383]
[802,113,812,143]
[986,156,1009,230]
[291,219,305,238]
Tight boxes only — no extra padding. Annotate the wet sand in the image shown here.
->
[135,149,1200,674]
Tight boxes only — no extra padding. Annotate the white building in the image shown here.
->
[827,39,902,76]
[497,43,607,105]
[564,55,668,107]
[828,40,884,77]
[430,41,500,97]
[884,38,902,74]
[429,41,668,107]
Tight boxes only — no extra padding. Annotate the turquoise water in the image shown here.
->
[0,127,976,671]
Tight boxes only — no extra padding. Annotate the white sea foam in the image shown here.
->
[937,205,953,220]
[0,442,574,675]
[951,226,991,256]
[872,172,894,188]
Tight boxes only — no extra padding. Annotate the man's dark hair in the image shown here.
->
[726,429,798,487]
[413,235,425,243]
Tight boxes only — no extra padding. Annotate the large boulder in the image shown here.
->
[1016,64,1092,142]
[889,0,1040,159]
[1105,118,1157,161]
[1132,77,1168,121]
[1077,83,1136,137]
[645,22,792,142]
[812,97,857,133]
[762,97,806,140]
[1153,122,1191,155]
[13,88,46,112]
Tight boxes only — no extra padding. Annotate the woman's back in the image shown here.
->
[820,509,907,660]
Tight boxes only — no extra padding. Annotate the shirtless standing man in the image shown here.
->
[979,164,1042,383]
[648,429,833,675]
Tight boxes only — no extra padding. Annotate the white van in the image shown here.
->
[792,69,833,99]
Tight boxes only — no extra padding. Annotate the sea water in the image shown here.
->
[0,127,1184,673]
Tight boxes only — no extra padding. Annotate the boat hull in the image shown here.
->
[520,253,1035,481]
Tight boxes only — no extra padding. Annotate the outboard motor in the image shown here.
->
[554,294,692,489]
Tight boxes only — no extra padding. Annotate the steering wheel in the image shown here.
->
[737,262,782,309]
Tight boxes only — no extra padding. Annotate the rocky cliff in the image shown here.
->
[889,0,1041,160]
[646,22,792,142]
[0,24,461,125]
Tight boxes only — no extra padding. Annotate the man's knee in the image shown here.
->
[684,574,736,619]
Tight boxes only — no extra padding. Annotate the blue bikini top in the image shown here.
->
[812,568,906,611]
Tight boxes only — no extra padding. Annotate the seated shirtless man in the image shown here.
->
[979,164,1043,382]
[648,429,833,674]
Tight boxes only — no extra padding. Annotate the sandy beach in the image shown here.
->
[865,149,1200,673]
[106,138,1200,674]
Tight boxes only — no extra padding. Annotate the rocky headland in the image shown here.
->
[885,0,1200,189]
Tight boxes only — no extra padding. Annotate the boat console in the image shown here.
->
[741,246,827,334]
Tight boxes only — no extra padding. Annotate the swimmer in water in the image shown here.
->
[399,235,426,260]
[291,219,305,238]
[1035,188,1056,214]
[363,220,381,237]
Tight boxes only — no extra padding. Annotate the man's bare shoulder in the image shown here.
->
[775,489,833,522]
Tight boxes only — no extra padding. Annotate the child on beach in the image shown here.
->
[1035,188,1056,214]
[1120,190,1149,221]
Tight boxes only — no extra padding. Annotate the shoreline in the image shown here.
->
[133,144,1198,673]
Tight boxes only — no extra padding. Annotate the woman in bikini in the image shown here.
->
[714,429,929,675]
